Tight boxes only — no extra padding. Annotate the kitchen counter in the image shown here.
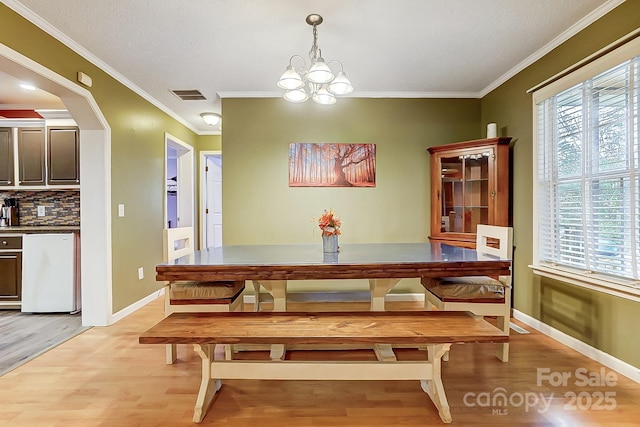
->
[0,225,80,234]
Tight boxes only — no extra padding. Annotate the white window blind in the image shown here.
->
[533,37,640,292]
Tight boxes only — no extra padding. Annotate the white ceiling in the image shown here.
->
[1,0,620,133]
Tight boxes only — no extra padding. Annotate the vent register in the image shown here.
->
[170,89,207,101]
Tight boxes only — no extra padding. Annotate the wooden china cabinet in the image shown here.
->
[427,137,511,248]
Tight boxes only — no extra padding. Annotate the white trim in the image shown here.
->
[0,42,113,327]
[529,264,640,303]
[3,0,198,135]
[164,133,195,230]
[532,36,640,102]
[111,288,164,323]
[481,0,625,97]
[217,91,483,99]
[528,27,640,95]
[513,309,640,384]
[3,0,624,123]
[3,0,625,140]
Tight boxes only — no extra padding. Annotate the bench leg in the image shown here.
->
[192,344,222,423]
[166,344,177,364]
[495,316,510,362]
[420,343,452,424]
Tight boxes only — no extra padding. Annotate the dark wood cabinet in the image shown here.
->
[4,126,79,188]
[0,236,22,302]
[17,127,46,186]
[47,126,80,185]
[0,128,14,186]
[427,137,511,248]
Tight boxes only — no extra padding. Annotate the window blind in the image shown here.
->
[534,52,640,284]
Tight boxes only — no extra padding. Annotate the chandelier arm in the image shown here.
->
[326,60,345,73]
[289,54,308,72]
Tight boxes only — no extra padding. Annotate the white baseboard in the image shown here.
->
[513,309,640,384]
[112,287,164,324]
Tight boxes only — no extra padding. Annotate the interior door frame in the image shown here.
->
[164,133,195,231]
[199,150,221,249]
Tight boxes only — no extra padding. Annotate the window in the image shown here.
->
[532,36,640,301]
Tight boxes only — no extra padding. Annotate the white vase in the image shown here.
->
[322,234,339,253]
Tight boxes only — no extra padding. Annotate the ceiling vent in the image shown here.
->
[170,89,207,101]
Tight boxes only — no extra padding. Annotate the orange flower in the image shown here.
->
[317,209,341,236]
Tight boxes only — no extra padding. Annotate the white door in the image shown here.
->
[205,154,222,247]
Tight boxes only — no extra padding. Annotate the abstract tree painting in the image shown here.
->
[289,143,376,187]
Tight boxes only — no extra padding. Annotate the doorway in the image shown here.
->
[200,151,222,249]
[164,133,194,231]
[0,45,110,326]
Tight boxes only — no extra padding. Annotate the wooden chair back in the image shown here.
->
[476,224,513,286]
[476,224,512,260]
[163,226,195,262]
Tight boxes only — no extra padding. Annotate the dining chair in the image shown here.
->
[421,224,513,362]
[163,226,245,364]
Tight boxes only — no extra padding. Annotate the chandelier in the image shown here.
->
[277,14,353,105]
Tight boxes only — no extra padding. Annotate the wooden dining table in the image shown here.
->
[156,242,512,312]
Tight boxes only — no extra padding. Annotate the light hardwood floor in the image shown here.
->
[0,296,638,426]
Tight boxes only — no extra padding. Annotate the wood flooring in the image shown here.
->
[0,297,638,426]
[0,310,88,376]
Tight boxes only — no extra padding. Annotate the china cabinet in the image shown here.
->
[427,137,511,248]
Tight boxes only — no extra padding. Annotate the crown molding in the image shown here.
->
[217,91,482,99]
[479,0,625,97]
[3,0,201,134]
[5,0,627,126]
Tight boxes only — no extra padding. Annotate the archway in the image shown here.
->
[0,43,112,326]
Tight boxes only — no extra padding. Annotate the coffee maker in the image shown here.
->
[0,198,19,227]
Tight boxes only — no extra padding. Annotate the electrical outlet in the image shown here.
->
[118,204,125,217]
[37,206,46,217]
[138,267,144,280]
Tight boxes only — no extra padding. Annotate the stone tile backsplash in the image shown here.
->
[0,190,80,226]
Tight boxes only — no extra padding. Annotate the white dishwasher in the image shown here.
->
[21,233,78,313]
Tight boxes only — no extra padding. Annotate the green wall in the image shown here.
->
[0,4,197,312]
[481,0,640,368]
[221,97,480,292]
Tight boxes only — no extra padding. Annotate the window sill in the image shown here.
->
[529,264,640,303]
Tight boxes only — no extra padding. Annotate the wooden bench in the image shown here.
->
[139,311,508,424]
[163,227,245,363]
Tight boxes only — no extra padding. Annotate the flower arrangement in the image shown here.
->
[317,208,341,236]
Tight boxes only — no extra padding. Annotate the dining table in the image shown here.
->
[156,242,512,312]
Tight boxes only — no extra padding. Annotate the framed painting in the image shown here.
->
[288,143,376,187]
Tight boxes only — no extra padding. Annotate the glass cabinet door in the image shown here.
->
[439,148,492,234]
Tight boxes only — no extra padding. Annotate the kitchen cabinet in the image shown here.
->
[0,128,14,186]
[47,126,80,185]
[427,137,511,248]
[0,235,22,303]
[18,127,46,186]
[2,126,79,188]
